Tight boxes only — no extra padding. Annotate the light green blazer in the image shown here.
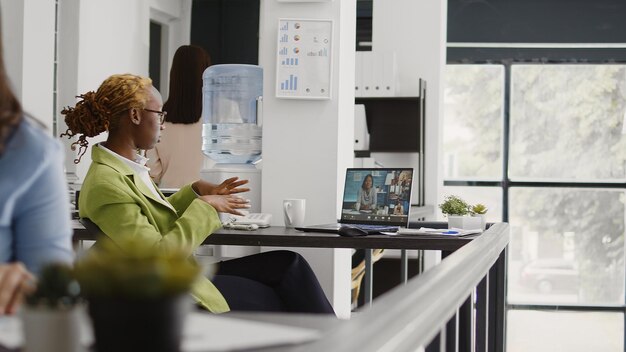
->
[79,145,229,313]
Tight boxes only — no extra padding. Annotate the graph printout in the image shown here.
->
[276,19,332,99]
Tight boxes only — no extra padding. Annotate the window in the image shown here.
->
[509,187,625,305]
[444,62,626,351]
[507,310,623,352]
[510,65,626,182]
[444,65,503,181]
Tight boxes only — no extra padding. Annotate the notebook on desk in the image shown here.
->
[296,168,414,234]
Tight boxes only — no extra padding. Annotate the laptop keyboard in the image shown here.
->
[353,224,399,232]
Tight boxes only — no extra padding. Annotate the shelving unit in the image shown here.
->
[354,79,426,206]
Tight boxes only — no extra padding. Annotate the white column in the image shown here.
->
[258,0,356,318]
[372,0,447,269]
[372,0,447,208]
[57,0,80,175]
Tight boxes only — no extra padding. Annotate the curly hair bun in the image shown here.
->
[60,74,152,163]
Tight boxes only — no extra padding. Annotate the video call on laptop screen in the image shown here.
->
[341,168,414,226]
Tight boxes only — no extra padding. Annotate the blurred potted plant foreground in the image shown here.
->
[22,263,83,352]
[74,242,201,352]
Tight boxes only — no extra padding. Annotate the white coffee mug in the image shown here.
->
[283,199,306,228]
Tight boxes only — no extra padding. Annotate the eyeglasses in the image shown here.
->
[143,108,167,124]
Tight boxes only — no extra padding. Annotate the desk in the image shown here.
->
[73,221,474,306]
[73,221,471,251]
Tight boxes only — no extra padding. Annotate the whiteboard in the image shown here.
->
[275,19,333,100]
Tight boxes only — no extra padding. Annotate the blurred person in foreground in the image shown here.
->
[0,7,74,315]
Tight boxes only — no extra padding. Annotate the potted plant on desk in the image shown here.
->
[22,263,83,352]
[439,195,482,230]
[75,242,201,352]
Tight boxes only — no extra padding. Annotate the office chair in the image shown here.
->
[79,218,105,237]
[351,248,385,309]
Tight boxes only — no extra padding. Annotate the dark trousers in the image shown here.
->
[212,250,335,314]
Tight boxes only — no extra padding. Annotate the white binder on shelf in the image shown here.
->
[360,51,374,97]
[355,51,397,97]
[382,52,397,96]
[372,52,385,96]
[354,104,369,151]
[355,52,364,97]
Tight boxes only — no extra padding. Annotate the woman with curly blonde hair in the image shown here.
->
[61,74,158,164]
[62,74,334,314]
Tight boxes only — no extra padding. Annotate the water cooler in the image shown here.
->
[201,64,263,217]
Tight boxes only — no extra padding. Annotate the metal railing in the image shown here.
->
[296,223,510,352]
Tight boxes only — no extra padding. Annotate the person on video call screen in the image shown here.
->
[355,174,376,212]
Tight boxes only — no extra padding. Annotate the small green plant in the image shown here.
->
[26,263,81,309]
[74,241,201,299]
[471,203,488,215]
[439,195,470,216]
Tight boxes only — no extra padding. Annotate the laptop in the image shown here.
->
[296,168,414,234]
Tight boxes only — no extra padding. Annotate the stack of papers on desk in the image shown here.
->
[183,313,321,351]
[396,227,482,237]
[0,311,320,351]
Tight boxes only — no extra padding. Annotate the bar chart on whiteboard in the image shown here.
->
[275,19,333,99]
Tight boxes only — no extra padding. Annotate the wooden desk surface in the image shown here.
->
[73,220,474,252]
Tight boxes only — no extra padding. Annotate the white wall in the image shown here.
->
[1,0,55,131]
[258,0,356,318]
[70,0,151,179]
[57,0,81,173]
[372,0,447,208]
[55,0,190,180]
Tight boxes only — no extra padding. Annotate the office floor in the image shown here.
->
[507,310,622,352]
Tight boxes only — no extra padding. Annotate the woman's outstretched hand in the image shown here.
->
[199,194,250,216]
[0,263,35,315]
[192,177,250,196]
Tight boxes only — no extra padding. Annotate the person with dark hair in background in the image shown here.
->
[0,9,74,314]
[393,199,405,215]
[146,45,210,188]
[61,74,334,314]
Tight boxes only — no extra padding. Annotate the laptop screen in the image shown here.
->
[340,168,414,226]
